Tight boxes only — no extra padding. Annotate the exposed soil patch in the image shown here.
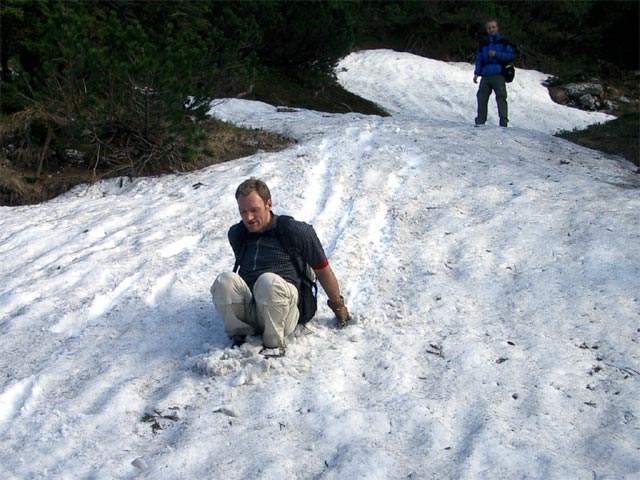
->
[1,119,293,206]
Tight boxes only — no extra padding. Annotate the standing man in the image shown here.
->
[210,177,349,353]
[473,18,514,127]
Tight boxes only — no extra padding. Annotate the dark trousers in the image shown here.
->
[475,75,508,126]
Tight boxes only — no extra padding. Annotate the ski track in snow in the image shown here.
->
[0,51,639,479]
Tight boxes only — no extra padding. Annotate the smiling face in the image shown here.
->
[237,190,272,233]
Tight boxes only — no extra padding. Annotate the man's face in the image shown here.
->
[486,21,499,35]
[238,190,272,233]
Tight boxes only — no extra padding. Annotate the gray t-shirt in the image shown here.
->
[229,214,328,291]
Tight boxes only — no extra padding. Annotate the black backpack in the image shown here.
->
[232,215,318,324]
[501,61,515,83]
[498,38,515,83]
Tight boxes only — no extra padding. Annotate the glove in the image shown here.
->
[328,296,349,328]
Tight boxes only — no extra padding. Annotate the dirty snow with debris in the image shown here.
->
[1,49,638,479]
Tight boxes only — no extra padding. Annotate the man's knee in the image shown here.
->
[211,272,248,304]
[253,273,295,305]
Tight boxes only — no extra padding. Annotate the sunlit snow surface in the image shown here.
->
[0,50,638,479]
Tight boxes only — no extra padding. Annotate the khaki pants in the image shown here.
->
[210,272,299,348]
[475,75,508,127]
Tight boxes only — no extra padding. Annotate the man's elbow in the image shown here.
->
[312,259,329,271]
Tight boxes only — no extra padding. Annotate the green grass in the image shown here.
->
[556,113,639,168]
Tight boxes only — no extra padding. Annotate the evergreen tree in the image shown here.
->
[1,0,258,175]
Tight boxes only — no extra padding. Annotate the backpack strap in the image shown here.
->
[276,215,318,286]
[275,215,305,279]
[232,222,248,273]
[276,215,318,323]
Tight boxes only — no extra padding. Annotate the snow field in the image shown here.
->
[0,50,638,479]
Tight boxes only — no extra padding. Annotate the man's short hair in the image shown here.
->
[235,177,271,202]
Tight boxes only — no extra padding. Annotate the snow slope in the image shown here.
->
[336,49,614,133]
[0,50,638,480]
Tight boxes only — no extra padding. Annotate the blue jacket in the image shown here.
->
[474,33,514,77]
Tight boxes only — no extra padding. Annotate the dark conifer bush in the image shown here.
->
[1,0,258,176]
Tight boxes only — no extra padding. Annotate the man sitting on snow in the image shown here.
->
[210,177,349,353]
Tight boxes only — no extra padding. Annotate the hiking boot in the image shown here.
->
[230,335,246,347]
[260,345,286,358]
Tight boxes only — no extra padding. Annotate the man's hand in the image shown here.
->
[473,75,478,84]
[328,296,349,328]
